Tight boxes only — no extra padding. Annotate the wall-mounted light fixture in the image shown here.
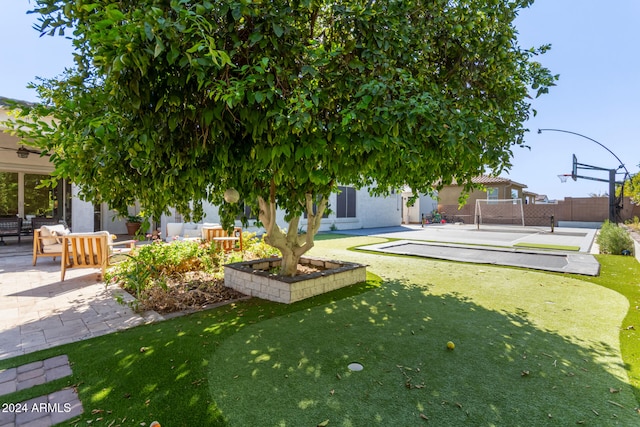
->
[16,146,30,159]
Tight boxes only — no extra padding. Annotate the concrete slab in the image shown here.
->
[333,224,597,253]
[358,240,601,276]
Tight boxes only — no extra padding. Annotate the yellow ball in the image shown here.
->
[447,341,455,350]
[150,422,161,427]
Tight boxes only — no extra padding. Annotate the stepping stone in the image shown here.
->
[0,354,83,426]
[1,355,72,396]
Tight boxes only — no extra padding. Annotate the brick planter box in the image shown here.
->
[224,257,367,304]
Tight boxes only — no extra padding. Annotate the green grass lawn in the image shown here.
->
[513,242,581,251]
[1,235,638,426]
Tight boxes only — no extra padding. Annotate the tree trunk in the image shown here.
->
[258,191,328,276]
[278,245,301,276]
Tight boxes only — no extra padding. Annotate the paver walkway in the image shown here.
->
[0,355,83,427]
[0,252,161,361]
[0,249,162,427]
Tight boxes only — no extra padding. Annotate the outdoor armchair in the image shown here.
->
[33,224,70,266]
[60,231,136,281]
[203,226,243,252]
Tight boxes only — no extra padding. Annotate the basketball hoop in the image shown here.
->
[557,174,571,183]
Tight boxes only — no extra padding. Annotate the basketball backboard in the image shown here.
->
[571,154,577,181]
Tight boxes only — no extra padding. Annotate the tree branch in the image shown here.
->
[288,215,300,242]
[257,196,274,236]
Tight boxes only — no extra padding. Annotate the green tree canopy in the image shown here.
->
[7,0,556,274]
[623,168,640,205]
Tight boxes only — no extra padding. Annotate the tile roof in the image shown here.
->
[445,176,527,188]
[466,175,528,188]
[0,96,35,108]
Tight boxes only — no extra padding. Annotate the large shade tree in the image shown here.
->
[8,0,555,275]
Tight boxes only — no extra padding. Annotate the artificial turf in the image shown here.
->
[0,235,638,426]
[513,242,581,251]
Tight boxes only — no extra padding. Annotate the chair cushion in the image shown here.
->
[183,223,199,238]
[40,224,70,246]
[166,223,184,238]
[42,243,63,254]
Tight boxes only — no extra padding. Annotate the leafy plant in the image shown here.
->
[105,240,223,295]
[596,220,634,255]
[221,232,281,265]
[625,216,640,232]
[106,232,279,310]
[126,214,143,223]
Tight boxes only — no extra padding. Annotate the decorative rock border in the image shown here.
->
[224,257,367,304]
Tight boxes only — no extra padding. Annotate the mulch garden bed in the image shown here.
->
[128,264,326,314]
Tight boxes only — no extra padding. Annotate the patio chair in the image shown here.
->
[203,226,243,252]
[60,232,136,281]
[33,224,70,266]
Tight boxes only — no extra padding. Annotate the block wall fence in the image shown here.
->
[438,196,640,227]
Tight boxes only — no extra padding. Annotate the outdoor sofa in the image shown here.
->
[0,217,22,245]
[164,222,221,241]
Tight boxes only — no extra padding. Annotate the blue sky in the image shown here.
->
[1,0,638,200]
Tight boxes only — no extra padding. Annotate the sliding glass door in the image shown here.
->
[0,172,18,216]
[0,171,71,227]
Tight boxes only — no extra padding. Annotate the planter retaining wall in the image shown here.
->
[225,257,367,304]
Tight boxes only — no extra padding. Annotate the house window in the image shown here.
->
[511,189,519,200]
[336,186,356,218]
[24,174,55,217]
[303,201,329,219]
[487,187,498,203]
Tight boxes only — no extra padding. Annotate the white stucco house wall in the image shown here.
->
[159,186,403,239]
[401,188,438,224]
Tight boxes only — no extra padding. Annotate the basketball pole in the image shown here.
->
[540,128,629,223]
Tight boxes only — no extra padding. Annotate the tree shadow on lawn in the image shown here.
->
[209,279,639,426]
[17,278,381,426]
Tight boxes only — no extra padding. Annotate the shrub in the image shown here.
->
[106,232,280,304]
[597,221,634,255]
[105,240,225,297]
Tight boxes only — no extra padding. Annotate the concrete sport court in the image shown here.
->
[333,224,600,276]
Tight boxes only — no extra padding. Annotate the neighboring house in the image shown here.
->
[437,176,529,222]
[534,194,553,204]
[439,175,529,205]
[1,99,402,237]
[523,190,539,205]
